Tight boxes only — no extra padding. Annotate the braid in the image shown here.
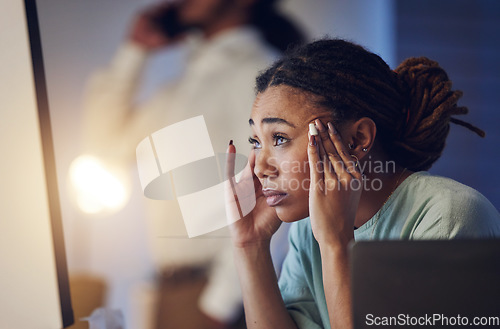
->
[256,39,484,171]
[394,57,485,170]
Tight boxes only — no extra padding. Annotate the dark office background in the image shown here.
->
[397,0,500,208]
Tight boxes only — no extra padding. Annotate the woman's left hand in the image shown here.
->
[307,119,363,248]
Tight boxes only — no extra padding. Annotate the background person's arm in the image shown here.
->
[82,41,148,161]
[82,5,178,162]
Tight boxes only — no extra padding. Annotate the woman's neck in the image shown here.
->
[354,164,412,229]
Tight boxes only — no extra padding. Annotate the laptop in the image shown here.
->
[350,240,500,328]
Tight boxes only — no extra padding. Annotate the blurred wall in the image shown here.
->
[282,0,395,66]
[36,0,395,327]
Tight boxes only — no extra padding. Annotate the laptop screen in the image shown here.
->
[350,240,500,328]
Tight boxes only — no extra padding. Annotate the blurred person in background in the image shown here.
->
[83,0,305,327]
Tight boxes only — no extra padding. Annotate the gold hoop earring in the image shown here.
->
[350,154,359,167]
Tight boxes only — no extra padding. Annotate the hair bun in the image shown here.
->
[390,57,484,171]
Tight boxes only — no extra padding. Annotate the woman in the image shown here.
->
[225,39,500,329]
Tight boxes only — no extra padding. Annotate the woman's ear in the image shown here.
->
[348,117,376,160]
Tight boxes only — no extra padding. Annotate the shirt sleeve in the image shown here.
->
[409,184,500,239]
[279,222,324,329]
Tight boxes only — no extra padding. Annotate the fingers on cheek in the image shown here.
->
[316,135,327,155]
[308,136,318,160]
[310,178,324,193]
[325,179,337,191]
[309,134,317,147]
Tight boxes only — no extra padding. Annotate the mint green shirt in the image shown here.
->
[278,172,500,329]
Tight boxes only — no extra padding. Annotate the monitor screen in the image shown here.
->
[0,0,74,327]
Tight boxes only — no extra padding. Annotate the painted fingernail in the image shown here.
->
[327,122,337,135]
[315,119,326,133]
[229,140,233,145]
[309,123,319,136]
[309,134,316,146]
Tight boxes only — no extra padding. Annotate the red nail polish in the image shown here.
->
[309,135,316,146]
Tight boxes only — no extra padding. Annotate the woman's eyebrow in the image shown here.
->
[248,117,296,128]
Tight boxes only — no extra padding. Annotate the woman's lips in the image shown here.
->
[262,189,288,207]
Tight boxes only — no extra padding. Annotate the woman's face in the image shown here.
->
[249,86,332,222]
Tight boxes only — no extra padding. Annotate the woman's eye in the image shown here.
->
[248,137,261,149]
[273,134,290,146]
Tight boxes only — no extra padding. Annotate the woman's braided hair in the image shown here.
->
[256,39,485,171]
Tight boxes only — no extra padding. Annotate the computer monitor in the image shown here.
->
[351,240,500,329]
[0,0,74,327]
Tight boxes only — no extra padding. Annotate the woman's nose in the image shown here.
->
[253,149,278,179]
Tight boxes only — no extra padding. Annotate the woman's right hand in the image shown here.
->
[226,142,282,248]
